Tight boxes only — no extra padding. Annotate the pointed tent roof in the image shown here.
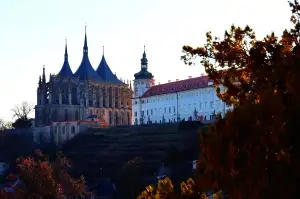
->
[74,26,103,81]
[58,39,73,77]
[96,47,123,84]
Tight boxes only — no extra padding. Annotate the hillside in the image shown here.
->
[61,122,205,182]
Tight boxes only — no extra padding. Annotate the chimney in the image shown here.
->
[168,80,171,83]
[188,76,192,79]
[176,79,179,81]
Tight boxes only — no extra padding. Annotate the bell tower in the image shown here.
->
[133,45,154,98]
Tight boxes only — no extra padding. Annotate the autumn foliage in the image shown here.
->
[137,177,222,199]
[181,0,300,198]
[0,150,91,199]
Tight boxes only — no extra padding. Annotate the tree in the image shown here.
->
[181,1,300,198]
[11,101,33,120]
[0,150,92,198]
[12,118,32,129]
[138,177,222,199]
[11,102,33,129]
[0,119,12,131]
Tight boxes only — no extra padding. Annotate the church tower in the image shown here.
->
[133,46,154,98]
[132,46,154,125]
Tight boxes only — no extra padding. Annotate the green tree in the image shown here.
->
[180,0,300,198]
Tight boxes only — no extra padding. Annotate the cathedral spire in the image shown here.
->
[83,23,88,54]
[65,37,68,60]
[42,65,46,84]
[58,38,73,77]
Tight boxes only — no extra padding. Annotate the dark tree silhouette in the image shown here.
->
[180,0,300,198]
[11,102,33,129]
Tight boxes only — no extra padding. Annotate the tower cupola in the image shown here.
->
[134,45,154,80]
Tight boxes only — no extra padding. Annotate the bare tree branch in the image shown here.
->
[11,101,33,120]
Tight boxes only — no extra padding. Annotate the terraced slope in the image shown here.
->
[61,123,202,181]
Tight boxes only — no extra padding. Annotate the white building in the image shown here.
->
[132,47,233,125]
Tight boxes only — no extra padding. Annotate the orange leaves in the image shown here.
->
[0,150,91,198]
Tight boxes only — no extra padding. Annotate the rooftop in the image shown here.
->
[141,76,211,97]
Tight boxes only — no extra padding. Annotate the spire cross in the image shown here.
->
[103,46,104,55]
[144,44,145,52]
[85,22,87,33]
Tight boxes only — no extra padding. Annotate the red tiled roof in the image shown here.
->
[141,76,211,98]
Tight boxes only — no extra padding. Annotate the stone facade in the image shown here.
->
[35,75,132,127]
[34,28,132,127]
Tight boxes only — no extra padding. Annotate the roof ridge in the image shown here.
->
[141,75,210,98]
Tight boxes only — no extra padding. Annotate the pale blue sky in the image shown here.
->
[0,0,292,121]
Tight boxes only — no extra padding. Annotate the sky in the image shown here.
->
[0,0,292,121]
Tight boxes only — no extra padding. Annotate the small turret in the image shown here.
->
[38,75,42,87]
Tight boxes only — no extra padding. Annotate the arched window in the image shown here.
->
[64,109,68,121]
[75,110,79,120]
[109,111,112,125]
[127,112,130,125]
[115,112,118,126]
[71,126,75,134]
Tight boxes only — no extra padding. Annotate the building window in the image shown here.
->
[75,110,79,120]
[173,106,176,113]
[199,102,202,110]
[210,101,213,108]
[71,126,75,134]
[141,111,144,117]
[164,107,166,113]
[64,109,68,121]
[151,109,153,115]
[205,102,207,108]
[134,111,137,117]
[147,110,149,116]
[169,107,171,113]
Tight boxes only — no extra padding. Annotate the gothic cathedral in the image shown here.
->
[35,28,132,127]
